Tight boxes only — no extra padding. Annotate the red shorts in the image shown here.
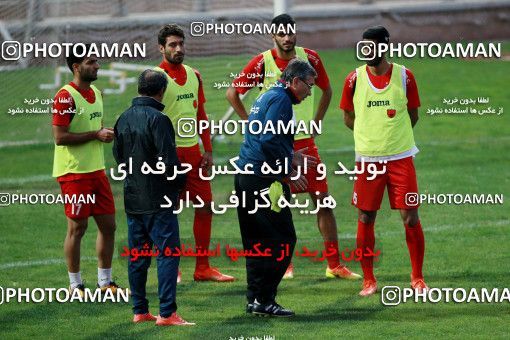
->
[59,173,115,219]
[176,144,212,203]
[290,137,329,194]
[352,156,419,211]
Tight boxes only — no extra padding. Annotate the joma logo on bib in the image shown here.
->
[367,100,390,108]
[176,93,194,101]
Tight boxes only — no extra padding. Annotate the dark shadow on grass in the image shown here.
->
[380,271,510,284]
[0,301,129,334]
[82,321,165,340]
[285,294,386,322]
[199,287,247,297]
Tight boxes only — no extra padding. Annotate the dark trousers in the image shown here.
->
[235,174,296,304]
[127,209,180,317]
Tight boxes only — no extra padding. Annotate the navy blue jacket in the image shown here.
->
[237,82,299,179]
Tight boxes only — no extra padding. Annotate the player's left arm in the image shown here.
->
[406,68,420,127]
[195,70,213,171]
[408,108,419,127]
[112,121,124,165]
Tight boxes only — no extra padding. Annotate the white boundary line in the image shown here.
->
[0,174,53,185]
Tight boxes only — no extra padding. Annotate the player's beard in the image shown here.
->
[275,39,295,53]
[366,56,383,67]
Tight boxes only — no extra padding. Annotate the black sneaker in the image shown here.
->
[246,303,254,314]
[252,300,294,317]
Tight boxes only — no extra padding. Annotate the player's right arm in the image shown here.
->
[226,86,249,120]
[226,54,265,120]
[151,114,186,189]
[339,70,357,131]
[53,126,113,145]
[52,89,113,145]
[408,108,419,127]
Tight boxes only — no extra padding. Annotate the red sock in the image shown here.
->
[405,220,425,280]
[323,241,340,269]
[356,220,376,281]
[193,209,212,269]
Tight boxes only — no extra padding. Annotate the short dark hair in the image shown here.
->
[66,43,91,72]
[158,24,185,46]
[281,59,317,83]
[271,13,295,27]
[138,69,168,96]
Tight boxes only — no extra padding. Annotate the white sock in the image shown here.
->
[98,267,112,287]
[68,272,82,289]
